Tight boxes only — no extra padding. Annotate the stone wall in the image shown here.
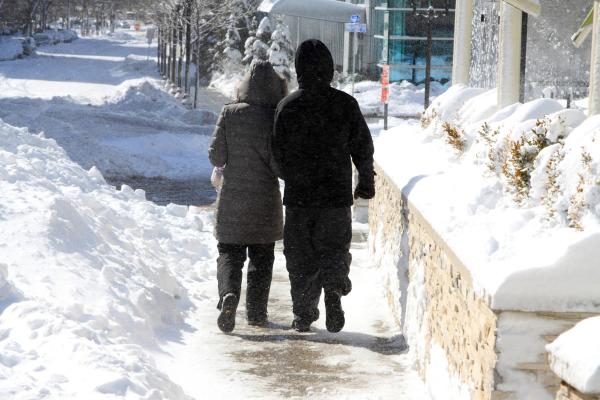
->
[369,165,498,399]
[368,164,597,400]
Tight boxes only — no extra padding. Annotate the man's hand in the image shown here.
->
[354,180,375,200]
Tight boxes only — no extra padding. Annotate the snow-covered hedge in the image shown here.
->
[0,118,214,398]
[422,84,600,229]
[33,29,78,46]
[547,317,600,395]
[0,30,76,62]
[0,37,26,61]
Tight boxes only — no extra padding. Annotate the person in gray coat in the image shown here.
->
[208,61,288,333]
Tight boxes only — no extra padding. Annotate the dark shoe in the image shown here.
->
[325,291,345,333]
[291,318,312,333]
[247,314,268,327]
[217,293,238,333]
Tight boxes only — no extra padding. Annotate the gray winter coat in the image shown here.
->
[208,62,287,244]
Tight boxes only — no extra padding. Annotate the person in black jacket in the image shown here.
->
[272,39,375,333]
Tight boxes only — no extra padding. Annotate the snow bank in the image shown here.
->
[348,80,449,117]
[0,118,215,398]
[33,29,78,46]
[547,317,600,395]
[0,37,25,61]
[376,84,600,312]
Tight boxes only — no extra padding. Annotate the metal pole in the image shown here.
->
[351,32,356,97]
[424,6,433,109]
[383,2,390,130]
[384,103,388,130]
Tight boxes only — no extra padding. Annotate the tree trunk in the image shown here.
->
[171,21,177,83]
[184,2,192,94]
[177,18,183,88]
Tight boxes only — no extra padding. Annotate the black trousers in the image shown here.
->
[284,207,352,322]
[217,242,275,320]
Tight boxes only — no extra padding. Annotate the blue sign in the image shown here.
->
[350,15,360,23]
[345,23,367,33]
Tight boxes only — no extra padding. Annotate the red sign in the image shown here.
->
[381,65,390,104]
[381,65,390,86]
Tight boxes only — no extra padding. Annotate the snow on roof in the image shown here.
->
[258,0,366,24]
[547,317,600,395]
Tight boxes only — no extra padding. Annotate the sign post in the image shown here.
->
[381,64,390,130]
[345,19,367,97]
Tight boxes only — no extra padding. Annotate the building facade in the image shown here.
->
[373,0,456,83]
[469,0,590,101]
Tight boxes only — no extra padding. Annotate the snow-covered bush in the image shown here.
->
[268,21,295,81]
[421,84,600,229]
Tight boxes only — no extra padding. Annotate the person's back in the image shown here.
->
[272,40,375,333]
[209,61,287,333]
[274,85,372,207]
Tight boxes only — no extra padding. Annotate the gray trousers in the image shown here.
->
[284,207,352,322]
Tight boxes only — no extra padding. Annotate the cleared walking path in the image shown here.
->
[155,223,429,399]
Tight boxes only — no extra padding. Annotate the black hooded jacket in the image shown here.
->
[272,39,375,208]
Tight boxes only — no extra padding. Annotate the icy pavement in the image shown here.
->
[155,224,429,399]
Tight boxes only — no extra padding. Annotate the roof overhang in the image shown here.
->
[503,0,541,17]
[258,0,366,24]
[572,7,593,48]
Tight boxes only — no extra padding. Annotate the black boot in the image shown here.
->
[218,293,238,333]
[325,291,345,333]
[291,308,319,333]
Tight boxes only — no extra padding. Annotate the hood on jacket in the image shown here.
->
[236,61,288,107]
[295,39,334,89]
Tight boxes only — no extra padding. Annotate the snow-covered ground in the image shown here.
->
[0,29,430,399]
[374,84,600,313]
[343,80,447,118]
[0,30,219,180]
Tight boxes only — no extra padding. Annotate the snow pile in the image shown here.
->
[33,29,78,46]
[547,317,600,395]
[376,84,600,312]
[0,37,25,61]
[0,118,216,398]
[0,76,215,179]
[344,80,448,117]
[110,30,136,41]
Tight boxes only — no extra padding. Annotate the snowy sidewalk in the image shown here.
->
[155,222,429,399]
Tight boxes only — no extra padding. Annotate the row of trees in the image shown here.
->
[0,0,153,36]
[155,0,295,107]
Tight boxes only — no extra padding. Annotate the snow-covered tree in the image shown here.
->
[242,16,258,65]
[244,16,272,67]
[268,21,295,81]
[223,16,243,67]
